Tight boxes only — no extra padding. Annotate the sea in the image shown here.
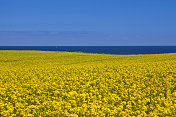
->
[0,46,176,55]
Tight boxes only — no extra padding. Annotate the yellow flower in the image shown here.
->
[0,51,175,116]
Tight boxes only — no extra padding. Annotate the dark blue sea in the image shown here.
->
[0,46,176,55]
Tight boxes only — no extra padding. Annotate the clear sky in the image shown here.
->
[0,0,176,46]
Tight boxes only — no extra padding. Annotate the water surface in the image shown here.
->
[0,46,176,55]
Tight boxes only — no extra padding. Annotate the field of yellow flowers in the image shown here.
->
[0,51,175,116]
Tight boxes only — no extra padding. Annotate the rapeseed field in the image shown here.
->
[0,51,175,117]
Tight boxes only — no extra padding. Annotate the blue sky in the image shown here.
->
[0,0,176,46]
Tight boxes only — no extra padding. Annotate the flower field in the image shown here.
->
[0,51,175,116]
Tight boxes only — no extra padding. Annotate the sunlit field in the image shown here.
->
[0,51,175,116]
